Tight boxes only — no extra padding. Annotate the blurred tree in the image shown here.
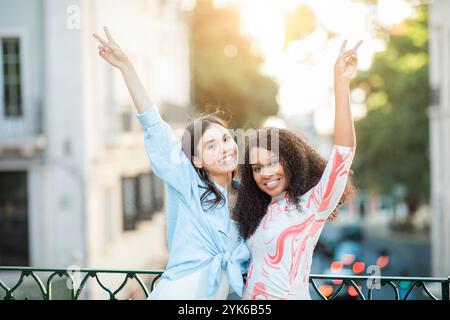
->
[189,0,279,128]
[352,6,429,217]
[284,4,316,47]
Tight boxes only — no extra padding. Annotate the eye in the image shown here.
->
[252,166,261,173]
[224,135,231,142]
[208,144,217,151]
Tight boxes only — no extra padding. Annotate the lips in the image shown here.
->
[218,153,235,165]
[264,178,281,190]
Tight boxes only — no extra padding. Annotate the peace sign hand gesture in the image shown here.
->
[334,40,363,82]
[93,27,130,70]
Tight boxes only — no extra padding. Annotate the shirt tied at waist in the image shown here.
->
[207,242,249,298]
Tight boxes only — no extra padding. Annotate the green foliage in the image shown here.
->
[284,5,317,46]
[353,6,430,213]
[189,1,279,128]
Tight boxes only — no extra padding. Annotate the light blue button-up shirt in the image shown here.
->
[136,106,250,298]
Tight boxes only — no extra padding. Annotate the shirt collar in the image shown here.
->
[209,178,240,196]
[271,191,288,202]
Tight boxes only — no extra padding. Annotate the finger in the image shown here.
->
[348,56,358,65]
[93,33,114,50]
[339,40,347,56]
[104,26,116,44]
[344,53,358,62]
[99,45,111,52]
[351,40,363,53]
[98,46,110,57]
[343,50,354,58]
[93,33,108,46]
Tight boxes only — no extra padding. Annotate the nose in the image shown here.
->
[260,166,275,177]
[222,141,235,156]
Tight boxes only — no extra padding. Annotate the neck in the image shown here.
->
[209,172,233,190]
[272,191,288,201]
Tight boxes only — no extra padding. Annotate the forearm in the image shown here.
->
[120,63,153,114]
[333,79,356,147]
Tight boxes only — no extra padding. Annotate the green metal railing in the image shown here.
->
[0,267,448,300]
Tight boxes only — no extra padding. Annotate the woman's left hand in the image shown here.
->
[334,40,363,82]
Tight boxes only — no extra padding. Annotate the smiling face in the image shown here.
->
[193,123,238,176]
[249,146,288,197]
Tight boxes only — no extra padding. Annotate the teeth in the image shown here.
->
[219,155,234,164]
[265,179,280,189]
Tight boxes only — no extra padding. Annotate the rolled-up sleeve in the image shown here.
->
[136,106,193,202]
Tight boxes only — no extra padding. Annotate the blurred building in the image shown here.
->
[429,0,450,277]
[0,0,192,296]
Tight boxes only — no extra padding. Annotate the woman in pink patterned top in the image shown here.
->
[234,40,362,300]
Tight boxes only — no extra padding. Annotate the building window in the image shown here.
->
[104,187,117,245]
[122,172,165,231]
[136,173,154,220]
[122,177,138,231]
[152,173,164,212]
[0,171,29,266]
[1,38,22,117]
[120,110,133,132]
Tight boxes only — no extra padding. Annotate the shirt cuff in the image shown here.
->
[333,144,356,160]
[333,144,356,152]
[136,105,162,128]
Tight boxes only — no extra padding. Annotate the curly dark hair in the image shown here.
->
[234,128,357,239]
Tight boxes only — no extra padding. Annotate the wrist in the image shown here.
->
[119,60,134,74]
[334,76,350,86]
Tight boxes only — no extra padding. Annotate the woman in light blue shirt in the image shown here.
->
[93,28,249,299]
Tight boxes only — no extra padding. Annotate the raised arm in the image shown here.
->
[93,27,194,202]
[93,27,151,114]
[303,41,361,220]
[333,40,362,148]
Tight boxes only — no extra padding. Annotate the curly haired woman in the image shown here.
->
[234,40,362,300]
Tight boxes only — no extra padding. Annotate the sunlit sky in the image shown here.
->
[211,0,415,134]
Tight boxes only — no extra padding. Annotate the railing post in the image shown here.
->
[442,277,450,300]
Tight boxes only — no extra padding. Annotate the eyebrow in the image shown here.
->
[204,138,216,145]
[204,133,230,145]
[251,156,278,167]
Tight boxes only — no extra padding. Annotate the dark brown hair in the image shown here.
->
[181,111,235,210]
[234,128,356,239]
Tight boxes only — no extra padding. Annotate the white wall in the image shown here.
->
[0,2,191,300]
[41,0,86,267]
[429,0,450,277]
[0,0,48,267]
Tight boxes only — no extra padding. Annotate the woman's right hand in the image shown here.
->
[327,208,339,222]
[93,27,130,70]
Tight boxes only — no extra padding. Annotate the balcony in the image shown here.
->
[1,267,449,300]
[0,102,46,158]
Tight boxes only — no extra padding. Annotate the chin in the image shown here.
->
[223,162,238,171]
[217,161,238,171]
[262,188,284,197]
[215,164,237,174]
